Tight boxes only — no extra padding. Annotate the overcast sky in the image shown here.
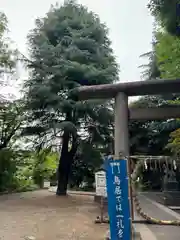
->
[0,0,154,98]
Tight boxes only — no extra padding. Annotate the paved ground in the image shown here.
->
[0,190,108,240]
[137,193,180,240]
[141,191,164,205]
[51,188,180,239]
[1,188,180,240]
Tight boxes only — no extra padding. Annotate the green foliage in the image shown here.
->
[24,1,118,193]
[156,32,180,79]
[148,0,179,36]
[138,1,180,163]
[0,149,17,191]
[166,128,180,156]
[129,96,180,156]
[0,148,33,192]
[138,28,161,81]
[32,148,58,187]
[0,147,58,193]
[139,50,161,80]
[0,100,25,149]
[131,95,168,108]
[0,12,7,34]
[25,1,118,134]
[0,12,14,71]
[13,169,38,192]
[0,12,17,83]
[129,120,150,154]
[69,140,103,188]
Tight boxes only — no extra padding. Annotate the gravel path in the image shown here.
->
[0,190,108,240]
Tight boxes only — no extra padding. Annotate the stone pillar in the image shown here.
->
[112,92,139,239]
[114,92,129,157]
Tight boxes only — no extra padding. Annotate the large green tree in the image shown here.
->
[25,1,118,195]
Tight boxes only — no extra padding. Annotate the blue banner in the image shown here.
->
[106,159,131,240]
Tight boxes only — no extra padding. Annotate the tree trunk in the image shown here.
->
[56,131,77,196]
[56,153,72,195]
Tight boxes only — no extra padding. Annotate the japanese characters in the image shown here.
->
[107,160,131,239]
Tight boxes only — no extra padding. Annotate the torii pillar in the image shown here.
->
[114,92,129,157]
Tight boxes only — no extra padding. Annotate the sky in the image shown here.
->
[0,0,154,99]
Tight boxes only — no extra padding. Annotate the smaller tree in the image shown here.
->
[0,148,17,192]
[139,30,161,81]
[0,12,15,72]
[0,100,25,150]
[0,12,18,101]
[32,148,58,188]
[166,129,180,156]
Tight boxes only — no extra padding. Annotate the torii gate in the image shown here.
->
[75,78,180,157]
[74,78,180,239]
